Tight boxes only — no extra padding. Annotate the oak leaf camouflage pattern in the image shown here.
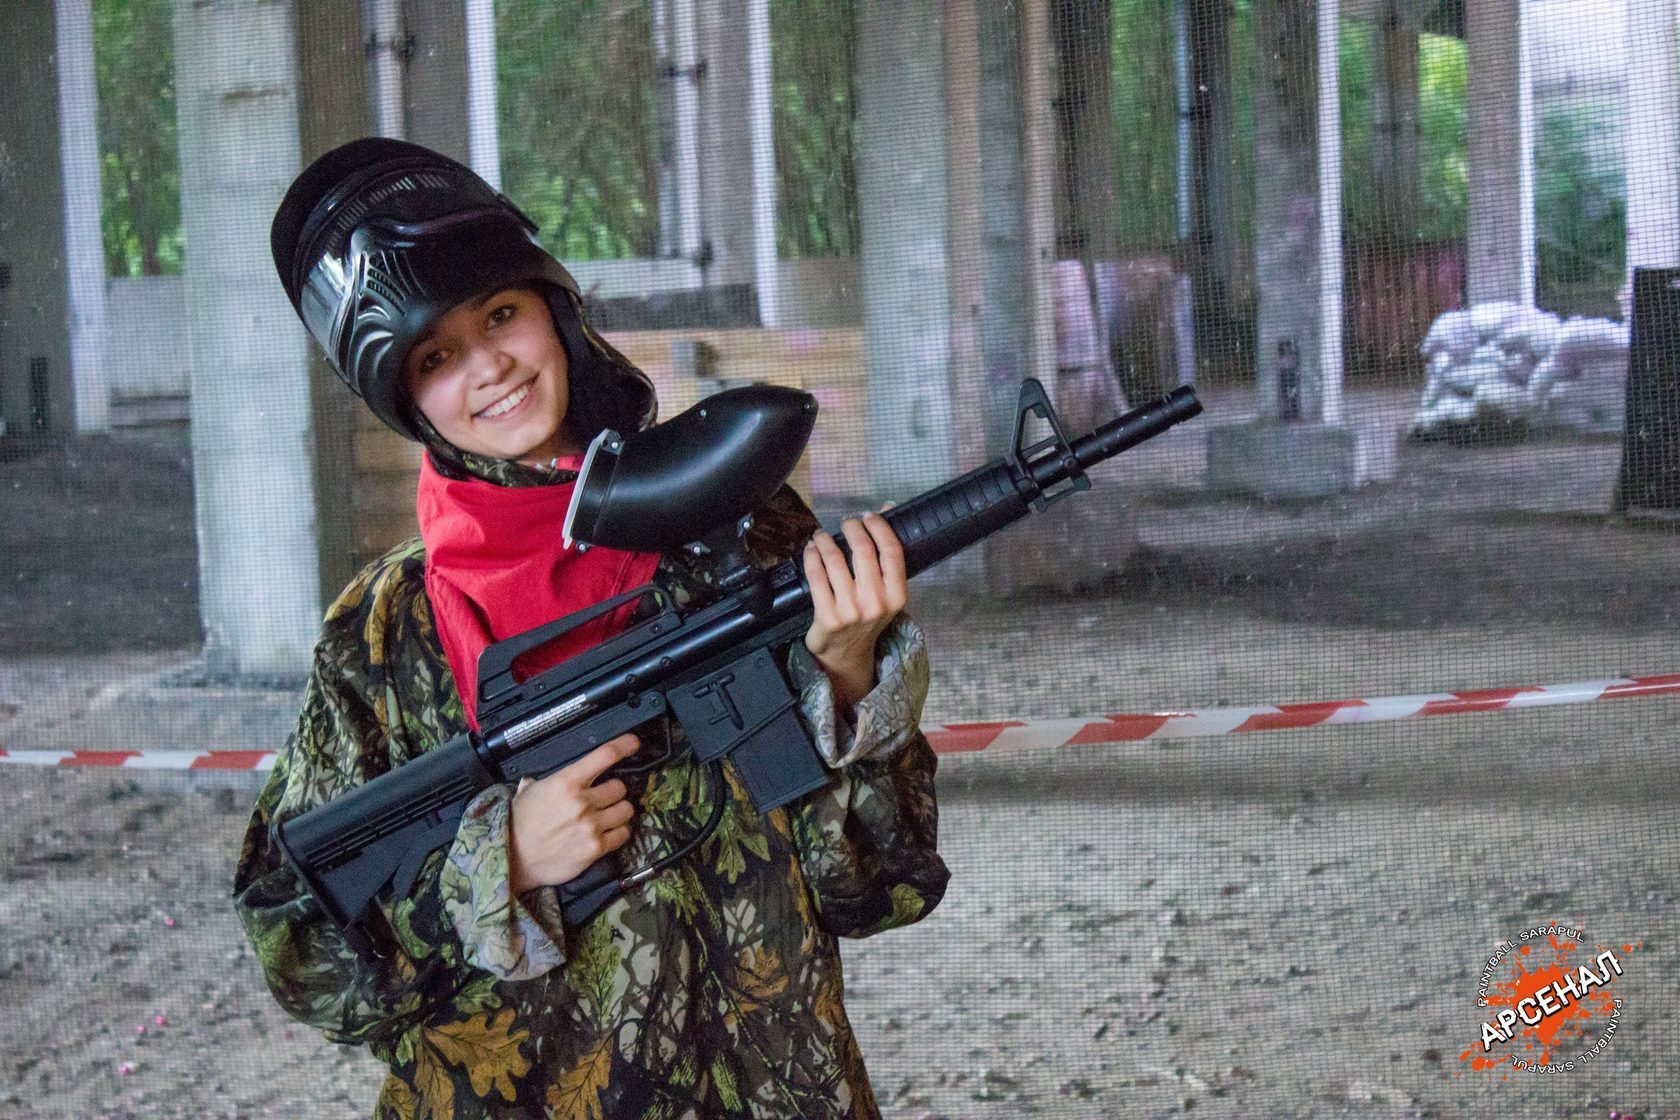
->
[232,474,948,1120]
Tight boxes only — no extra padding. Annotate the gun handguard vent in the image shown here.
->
[859,383,1204,579]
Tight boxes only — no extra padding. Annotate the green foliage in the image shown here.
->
[1535,99,1625,304]
[496,0,858,262]
[496,0,661,260]
[1415,34,1468,244]
[1338,23,1467,244]
[85,0,1617,308]
[94,0,181,277]
[1109,0,1181,251]
[1228,1,1256,271]
[1113,4,1470,256]
[1337,22,1377,236]
[771,0,859,257]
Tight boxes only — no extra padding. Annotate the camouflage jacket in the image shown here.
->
[232,485,948,1120]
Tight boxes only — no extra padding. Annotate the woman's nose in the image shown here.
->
[469,344,516,387]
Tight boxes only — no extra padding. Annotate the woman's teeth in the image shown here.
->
[479,383,530,419]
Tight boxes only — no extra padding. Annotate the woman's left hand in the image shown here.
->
[803,511,908,709]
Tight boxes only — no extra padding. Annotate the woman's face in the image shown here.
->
[404,287,574,464]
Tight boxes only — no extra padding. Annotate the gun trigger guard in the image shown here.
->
[1011,378,1090,511]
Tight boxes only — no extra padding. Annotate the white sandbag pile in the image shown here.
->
[1411,302,1629,437]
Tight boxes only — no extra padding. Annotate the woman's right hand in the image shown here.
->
[507,732,640,896]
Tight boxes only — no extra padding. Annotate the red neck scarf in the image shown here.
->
[416,453,661,729]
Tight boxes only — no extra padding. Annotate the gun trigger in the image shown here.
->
[342,918,381,961]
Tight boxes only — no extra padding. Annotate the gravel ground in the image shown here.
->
[2,402,1678,1118]
[1,692,1674,1119]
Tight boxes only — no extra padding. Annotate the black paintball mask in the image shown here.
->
[272,138,652,447]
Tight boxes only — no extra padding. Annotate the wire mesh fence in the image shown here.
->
[1,1,1675,1117]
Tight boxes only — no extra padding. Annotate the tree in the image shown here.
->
[1534,99,1625,311]
[94,0,181,277]
[496,0,661,260]
[771,0,859,257]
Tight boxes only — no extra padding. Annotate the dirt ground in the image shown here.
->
[2,392,1678,1118]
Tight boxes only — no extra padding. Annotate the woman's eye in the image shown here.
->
[418,349,447,375]
[488,303,517,327]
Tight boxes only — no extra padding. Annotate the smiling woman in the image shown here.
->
[234,136,944,1120]
[404,287,576,465]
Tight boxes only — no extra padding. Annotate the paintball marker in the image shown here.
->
[278,378,1202,959]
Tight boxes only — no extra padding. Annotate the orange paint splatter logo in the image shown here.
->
[1458,921,1640,1078]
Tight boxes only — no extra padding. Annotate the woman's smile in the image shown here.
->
[477,380,534,421]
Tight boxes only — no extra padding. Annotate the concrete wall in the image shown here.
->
[775,258,862,327]
[105,277,189,398]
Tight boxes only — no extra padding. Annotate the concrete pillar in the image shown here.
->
[368,0,406,138]
[0,0,73,435]
[984,0,1140,589]
[401,2,498,193]
[1207,0,1357,501]
[1252,0,1326,421]
[1466,0,1534,306]
[1020,0,1058,417]
[1186,0,1239,339]
[979,1,1031,453]
[653,0,679,258]
[55,0,111,433]
[697,0,754,287]
[404,0,470,163]
[748,0,779,326]
[175,0,320,679]
[1318,0,1344,426]
[295,3,373,607]
[1051,0,1118,259]
[857,0,952,497]
[1175,0,1194,242]
[659,0,704,265]
[1625,0,1680,307]
[945,0,989,470]
[465,0,499,188]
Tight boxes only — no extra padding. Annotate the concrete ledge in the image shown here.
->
[0,653,301,754]
[1206,420,1356,502]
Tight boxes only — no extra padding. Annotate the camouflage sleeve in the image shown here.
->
[439,784,568,979]
[232,628,565,1048]
[785,615,951,939]
[785,614,929,768]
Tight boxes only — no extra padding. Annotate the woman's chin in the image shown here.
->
[464,418,564,464]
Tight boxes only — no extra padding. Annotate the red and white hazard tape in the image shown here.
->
[2,673,1677,771]
[921,673,1680,754]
